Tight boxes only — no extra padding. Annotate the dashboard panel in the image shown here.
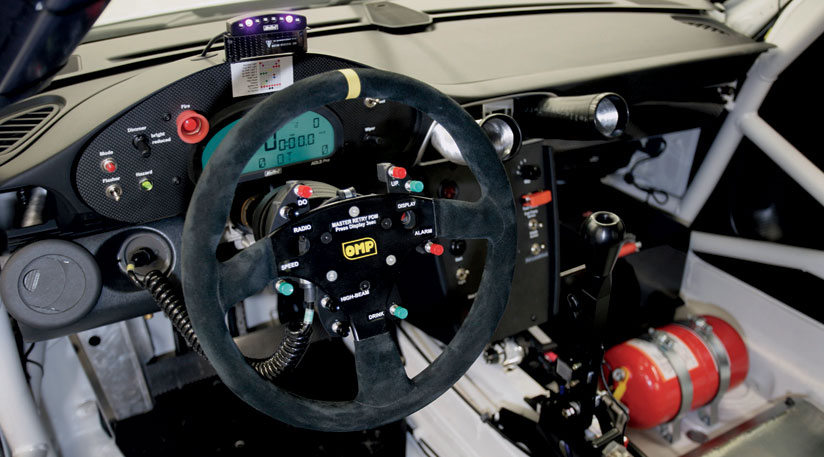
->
[0,6,772,342]
[73,54,425,223]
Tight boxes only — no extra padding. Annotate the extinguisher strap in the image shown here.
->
[678,318,732,424]
[643,330,694,426]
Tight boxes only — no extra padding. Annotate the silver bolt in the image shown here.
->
[320,296,332,310]
[331,320,350,337]
[364,98,383,108]
[612,367,627,382]
[561,407,577,419]
[657,334,673,350]
[326,270,338,282]
[386,255,397,266]
[349,206,360,217]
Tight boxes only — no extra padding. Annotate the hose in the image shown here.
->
[127,266,313,381]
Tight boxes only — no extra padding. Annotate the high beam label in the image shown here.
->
[342,237,377,260]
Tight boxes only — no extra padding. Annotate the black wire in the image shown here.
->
[23,342,42,379]
[199,32,228,57]
[624,156,671,205]
[24,342,36,358]
[754,0,795,41]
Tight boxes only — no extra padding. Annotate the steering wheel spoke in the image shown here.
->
[354,331,414,408]
[217,239,277,312]
[434,197,503,240]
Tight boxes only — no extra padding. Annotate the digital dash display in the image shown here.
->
[201,110,336,176]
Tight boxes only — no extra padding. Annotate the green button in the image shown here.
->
[390,304,408,320]
[405,180,424,193]
[275,280,294,296]
[140,179,154,191]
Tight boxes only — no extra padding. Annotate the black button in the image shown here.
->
[517,164,541,180]
[450,239,467,256]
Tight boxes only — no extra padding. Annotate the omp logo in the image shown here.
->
[342,237,377,260]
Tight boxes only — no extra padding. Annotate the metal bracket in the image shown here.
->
[644,330,693,443]
[679,317,731,426]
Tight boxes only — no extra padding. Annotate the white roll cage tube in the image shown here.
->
[680,1,824,280]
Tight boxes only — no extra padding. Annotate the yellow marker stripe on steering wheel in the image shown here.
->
[338,69,361,100]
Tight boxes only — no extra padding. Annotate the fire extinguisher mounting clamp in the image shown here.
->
[677,317,732,426]
[643,329,693,442]
[603,315,749,440]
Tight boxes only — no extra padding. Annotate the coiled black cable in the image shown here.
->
[128,267,312,381]
[132,270,205,358]
[249,321,312,381]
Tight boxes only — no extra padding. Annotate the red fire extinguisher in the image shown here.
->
[604,315,748,429]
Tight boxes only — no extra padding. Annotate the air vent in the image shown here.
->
[0,104,59,156]
[682,20,731,35]
[672,16,732,36]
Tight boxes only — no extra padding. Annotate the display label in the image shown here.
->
[230,56,294,97]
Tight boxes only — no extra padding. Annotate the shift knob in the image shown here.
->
[581,211,625,278]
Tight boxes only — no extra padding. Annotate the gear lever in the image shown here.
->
[582,211,626,279]
[581,211,625,334]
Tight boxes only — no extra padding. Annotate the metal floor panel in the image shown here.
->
[683,398,824,457]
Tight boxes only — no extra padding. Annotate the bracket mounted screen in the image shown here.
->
[224,12,307,62]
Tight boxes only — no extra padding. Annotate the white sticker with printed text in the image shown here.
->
[230,56,294,97]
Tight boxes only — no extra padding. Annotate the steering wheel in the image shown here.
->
[181,68,516,431]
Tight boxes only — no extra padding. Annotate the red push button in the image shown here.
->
[389,166,407,179]
[521,190,552,208]
[176,110,209,144]
[294,185,313,199]
[544,351,559,362]
[424,241,444,256]
[181,117,200,133]
[101,158,117,173]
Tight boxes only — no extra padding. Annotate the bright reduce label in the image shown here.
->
[201,111,335,176]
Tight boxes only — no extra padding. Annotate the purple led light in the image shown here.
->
[286,15,294,23]
[244,18,253,27]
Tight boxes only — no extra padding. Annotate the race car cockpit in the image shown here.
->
[0,1,822,456]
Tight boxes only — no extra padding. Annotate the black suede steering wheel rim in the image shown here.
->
[181,68,517,432]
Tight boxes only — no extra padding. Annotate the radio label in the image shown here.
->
[292,223,312,234]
